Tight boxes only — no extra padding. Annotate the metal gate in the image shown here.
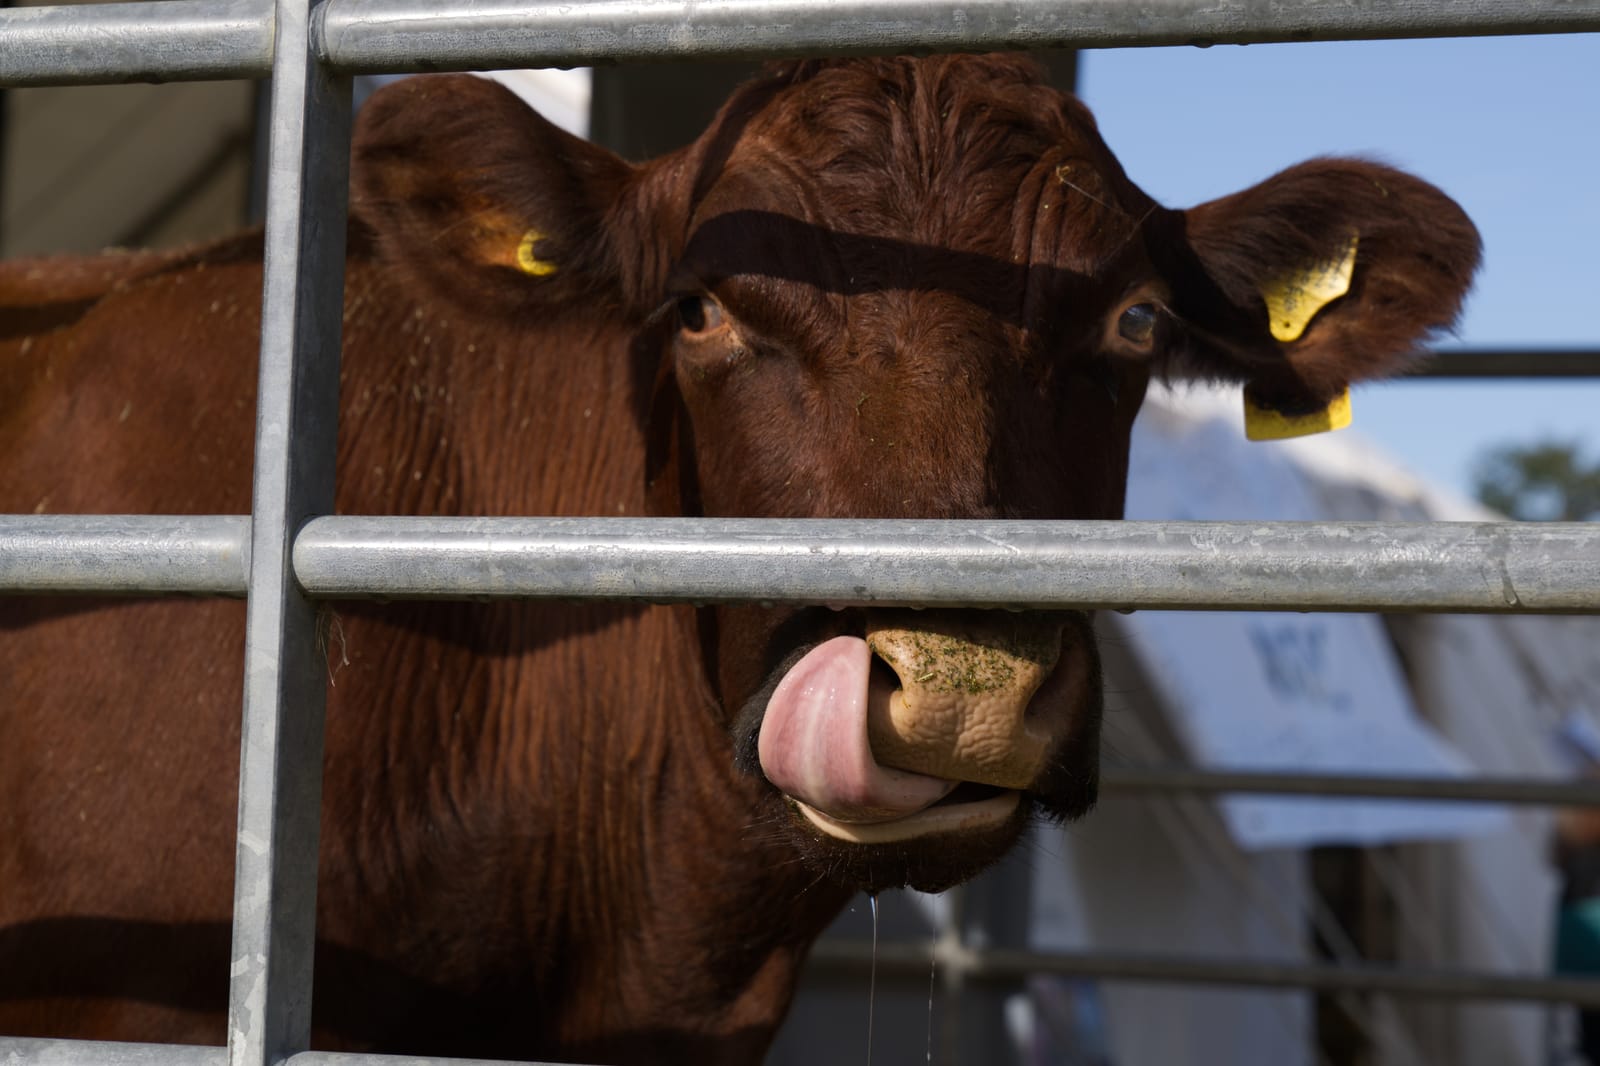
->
[4,2,1600,1065]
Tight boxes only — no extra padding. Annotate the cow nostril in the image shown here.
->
[867,652,901,694]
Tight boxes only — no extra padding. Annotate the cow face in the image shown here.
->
[353,56,1479,893]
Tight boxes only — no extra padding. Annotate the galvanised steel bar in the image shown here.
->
[0,515,249,594]
[0,0,273,87]
[320,0,1600,74]
[291,1049,566,1056]
[1102,767,1600,806]
[7,0,1600,86]
[292,516,1600,613]
[1409,348,1600,378]
[4,515,1597,612]
[808,941,1600,1008]
[0,1043,577,1066]
[225,0,350,1061]
[0,1039,225,1066]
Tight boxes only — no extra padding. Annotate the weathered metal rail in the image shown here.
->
[5,0,1600,86]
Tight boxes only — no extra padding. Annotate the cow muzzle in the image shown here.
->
[757,609,1079,845]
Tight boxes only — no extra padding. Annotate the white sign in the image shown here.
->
[1116,391,1507,850]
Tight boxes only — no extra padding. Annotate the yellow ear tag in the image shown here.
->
[515,229,558,277]
[1261,233,1359,343]
[1243,385,1352,441]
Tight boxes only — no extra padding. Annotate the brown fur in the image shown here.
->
[0,55,1478,1061]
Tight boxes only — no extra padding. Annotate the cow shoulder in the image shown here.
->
[1,237,263,513]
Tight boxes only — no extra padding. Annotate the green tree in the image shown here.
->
[1473,440,1600,521]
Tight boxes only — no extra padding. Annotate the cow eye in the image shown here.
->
[1117,303,1158,345]
[676,294,725,336]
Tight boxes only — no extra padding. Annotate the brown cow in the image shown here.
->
[0,55,1477,1063]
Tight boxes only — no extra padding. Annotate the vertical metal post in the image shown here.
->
[247,78,274,225]
[938,886,969,1063]
[957,845,1037,1064]
[226,0,350,1059]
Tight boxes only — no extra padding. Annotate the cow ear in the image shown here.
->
[351,74,650,318]
[1159,158,1480,437]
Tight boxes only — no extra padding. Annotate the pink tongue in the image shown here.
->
[758,636,956,823]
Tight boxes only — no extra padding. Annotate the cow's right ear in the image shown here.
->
[351,75,651,318]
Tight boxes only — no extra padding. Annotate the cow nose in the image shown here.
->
[863,610,1064,790]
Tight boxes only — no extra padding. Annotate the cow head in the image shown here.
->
[353,56,1479,892]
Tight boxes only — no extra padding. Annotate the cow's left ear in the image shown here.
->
[351,74,657,318]
[1153,158,1480,434]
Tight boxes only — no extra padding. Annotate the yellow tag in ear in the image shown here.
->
[1244,386,1352,441]
[515,229,558,277]
[1261,233,1359,342]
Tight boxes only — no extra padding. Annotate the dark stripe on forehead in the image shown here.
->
[680,208,1141,330]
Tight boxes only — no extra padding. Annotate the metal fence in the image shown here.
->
[3,1,1600,1065]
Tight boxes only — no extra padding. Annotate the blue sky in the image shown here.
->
[1078,33,1600,503]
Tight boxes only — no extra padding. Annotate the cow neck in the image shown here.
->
[335,267,646,518]
[515,603,854,1058]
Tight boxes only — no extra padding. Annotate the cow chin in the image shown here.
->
[781,738,1099,894]
[785,792,1033,895]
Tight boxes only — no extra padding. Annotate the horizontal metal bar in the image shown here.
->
[320,0,1600,75]
[7,0,1600,86]
[5,515,1597,612]
[0,515,249,594]
[0,1042,580,1066]
[294,516,1600,613]
[0,0,274,87]
[289,1053,571,1065]
[1103,766,1600,806]
[1409,348,1600,379]
[0,1038,224,1066]
[809,941,1600,1007]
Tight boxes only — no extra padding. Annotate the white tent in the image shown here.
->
[1017,384,1598,1066]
